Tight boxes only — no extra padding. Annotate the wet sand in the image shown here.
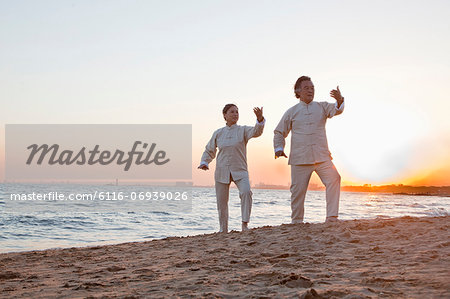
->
[1,216,449,298]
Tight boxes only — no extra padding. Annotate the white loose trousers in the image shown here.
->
[290,160,341,223]
[215,175,252,232]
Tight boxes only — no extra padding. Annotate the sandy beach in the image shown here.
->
[0,216,449,298]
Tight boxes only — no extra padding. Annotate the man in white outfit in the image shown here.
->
[199,105,265,232]
[274,76,344,223]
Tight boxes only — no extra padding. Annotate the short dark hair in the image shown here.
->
[222,103,237,115]
[294,76,311,99]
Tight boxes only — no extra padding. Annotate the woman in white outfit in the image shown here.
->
[198,104,265,232]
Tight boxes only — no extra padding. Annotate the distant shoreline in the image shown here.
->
[195,184,450,196]
[2,182,449,196]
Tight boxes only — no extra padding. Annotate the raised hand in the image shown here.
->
[253,107,264,123]
[330,86,344,105]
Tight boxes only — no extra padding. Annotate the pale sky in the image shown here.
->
[1,0,450,186]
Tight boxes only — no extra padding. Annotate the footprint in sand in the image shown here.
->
[279,273,313,288]
[0,272,21,280]
[174,259,201,268]
[250,272,313,288]
[299,288,322,299]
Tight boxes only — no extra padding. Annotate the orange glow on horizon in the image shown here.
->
[192,147,450,187]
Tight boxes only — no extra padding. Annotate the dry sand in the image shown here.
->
[1,216,449,298]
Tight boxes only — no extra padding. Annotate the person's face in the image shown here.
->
[224,106,239,125]
[296,80,315,104]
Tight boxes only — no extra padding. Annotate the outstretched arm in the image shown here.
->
[198,131,218,171]
[273,110,291,159]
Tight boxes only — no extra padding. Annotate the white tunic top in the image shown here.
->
[274,101,344,165]
[200,120,265,184]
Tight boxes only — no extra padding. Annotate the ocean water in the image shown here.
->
[0,183,448,253]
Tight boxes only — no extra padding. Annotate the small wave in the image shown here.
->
[9,233,36,238]
[109,227,131,231]
[424,208,448,217]
[408,203,426,208]
[151,211,171,215]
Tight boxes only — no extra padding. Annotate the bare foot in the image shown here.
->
[242,222,249,231]
[325,216,340,224]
